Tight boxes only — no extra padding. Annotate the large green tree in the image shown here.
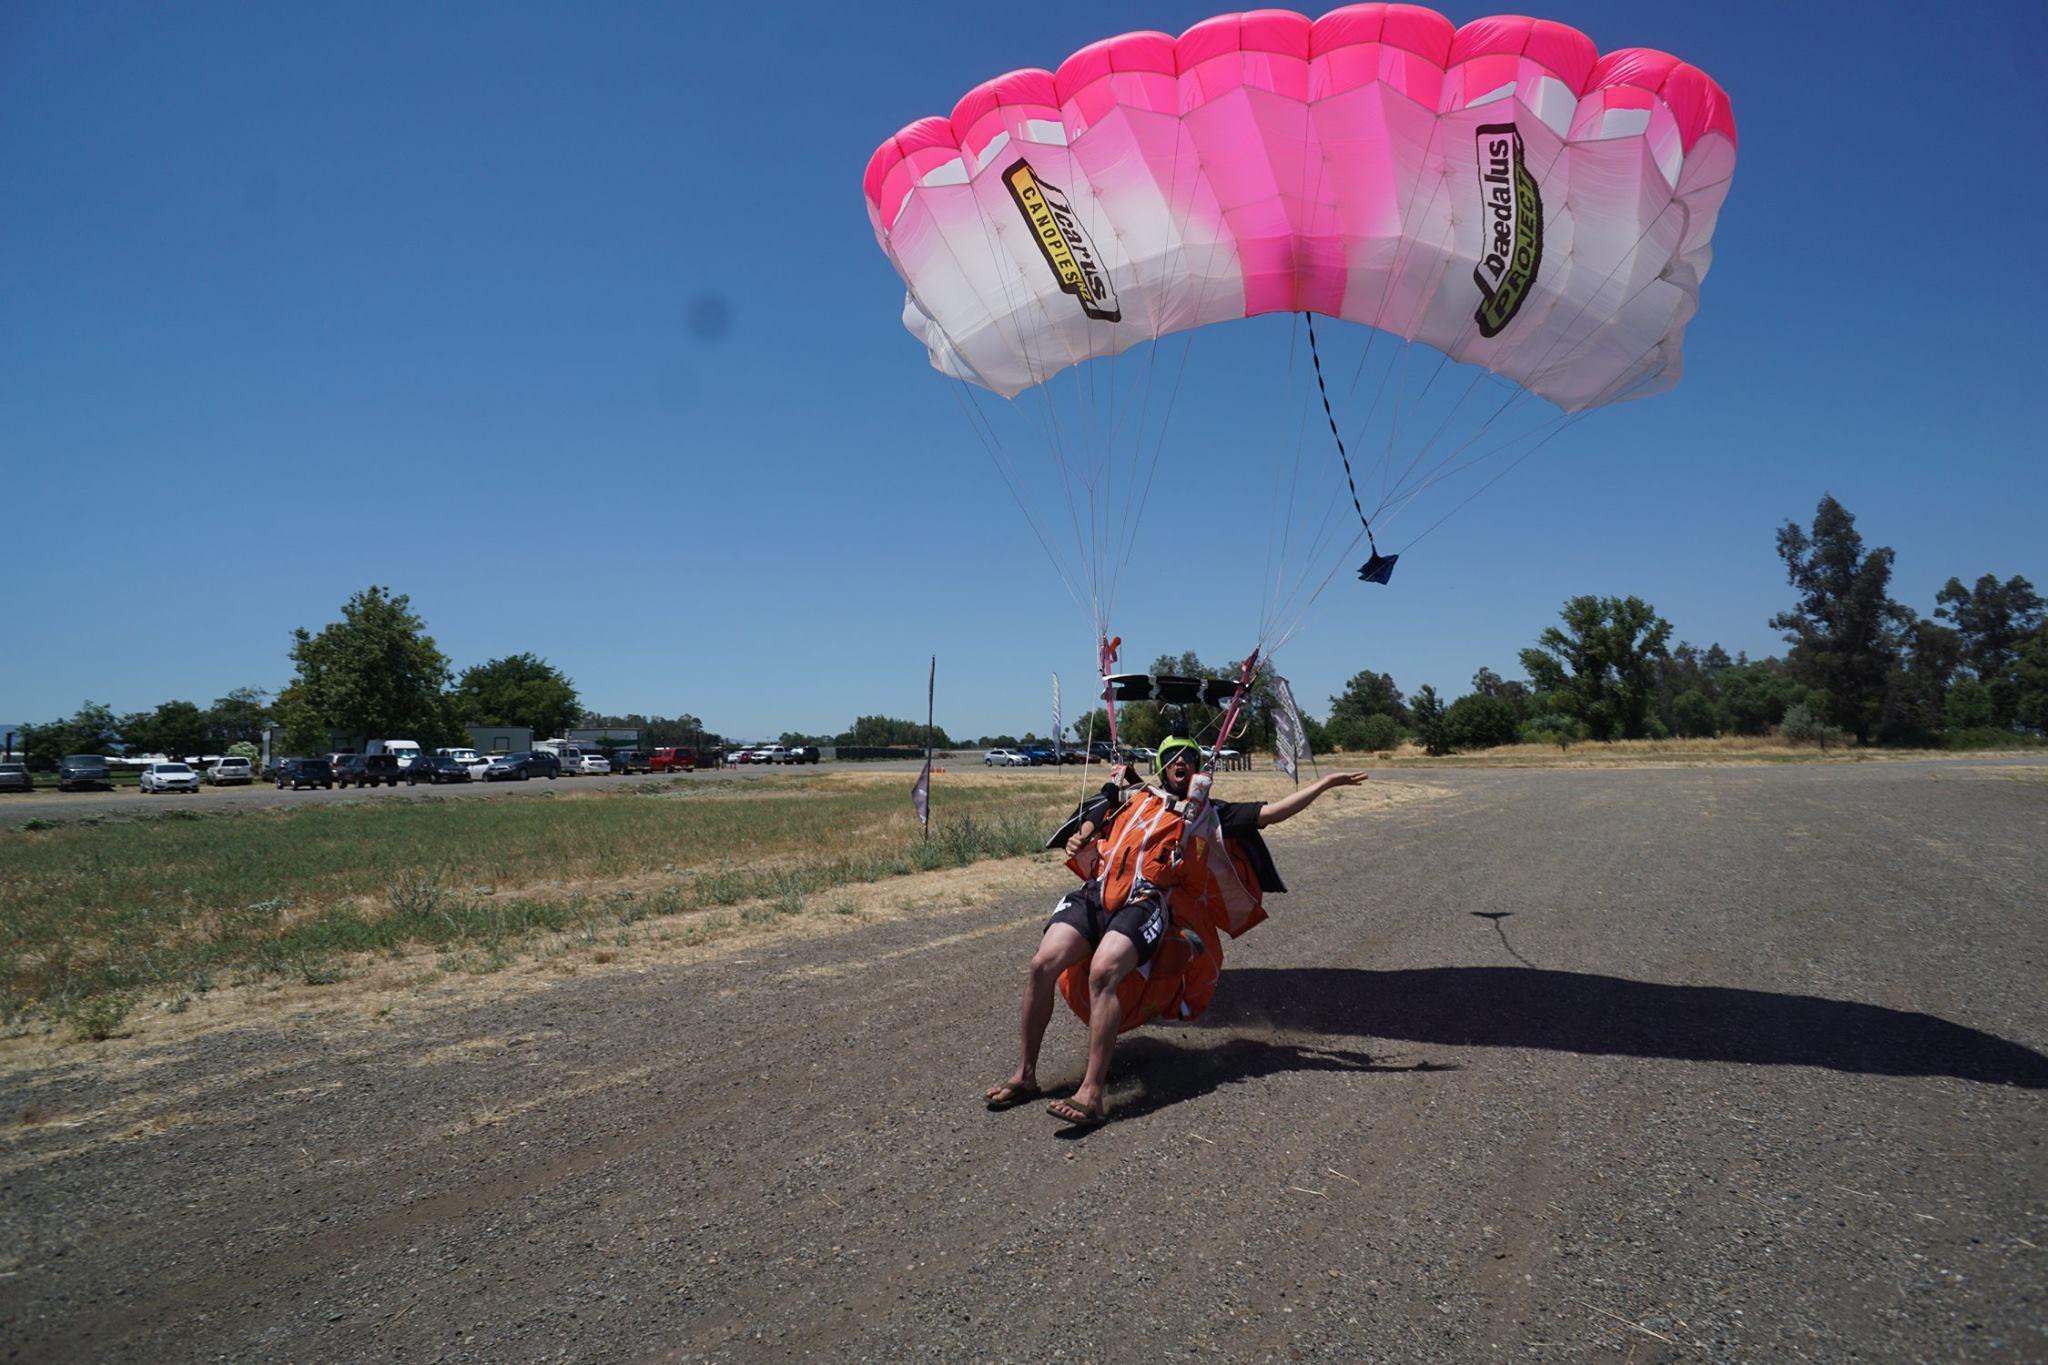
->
[1769,496,1911,743]
[1325,667,1407,749]
[1409,684,1450,756]
[2014,624,2048,733]
[204,688,272,749]
[1442,693,1520,750]
[18,702,120,770]
[1715,659,1806,736]
[1469,666,1531,717]
[1934,573,2044,727]
[126,700,210,759]
[1879,618,1964,742]
[275,587,457,752]
[455,654,581,737]
[1518,595,1673,740]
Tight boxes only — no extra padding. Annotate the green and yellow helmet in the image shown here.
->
[1156,736,1202,769]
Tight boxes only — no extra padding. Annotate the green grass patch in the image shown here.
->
[0,774,1070,1029]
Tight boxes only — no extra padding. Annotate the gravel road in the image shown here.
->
[5,759,2044,1362]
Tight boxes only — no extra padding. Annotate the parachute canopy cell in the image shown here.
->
[863,4,1736,414]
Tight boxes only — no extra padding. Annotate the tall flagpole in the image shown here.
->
[923,655,935,843]
[911,656,935,841]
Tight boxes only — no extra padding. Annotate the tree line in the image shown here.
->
[15,498,2040,768]
[1321,495,2044,756]
[16,588,669,768]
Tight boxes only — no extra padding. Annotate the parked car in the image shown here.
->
[650,746,693,772]
[334,754,401,788]
[751,744,788,764]
[610,749,652,774]
[204,757,253,786]
[276,757,334,790]
[983,748,1030,767]
[462,753,500,781]
[58,754,113,792]
[436,747,480,767]
[0,761,32,793]
[484,751,560,781]
[575,752,613,776]
[405,754,473,785]
[1020,745,1055,766]
[785,745,821,764]
[140,761,200,794]
[725,748,752,765]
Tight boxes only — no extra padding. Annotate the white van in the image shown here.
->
[367,739,423,769]
[436,747,480,766]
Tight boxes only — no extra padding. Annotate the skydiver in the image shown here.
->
[984,736,1368,1127]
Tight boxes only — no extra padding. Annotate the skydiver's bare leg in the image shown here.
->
[988,920,1091,1103]
[1070,929,1142,1117]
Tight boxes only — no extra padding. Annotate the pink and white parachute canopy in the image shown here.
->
[863,5,1736,413]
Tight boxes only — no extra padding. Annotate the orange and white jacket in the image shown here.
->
[1090,784,1187,910]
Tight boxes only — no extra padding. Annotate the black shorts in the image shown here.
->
[1047,880,1169,966]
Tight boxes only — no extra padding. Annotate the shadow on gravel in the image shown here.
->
[1205,967,2048,1088]
[1095,1036,1459,1129]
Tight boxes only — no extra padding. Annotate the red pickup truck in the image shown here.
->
[650,746,709,772]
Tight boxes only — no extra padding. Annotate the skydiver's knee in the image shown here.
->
[1087,945,1136,997]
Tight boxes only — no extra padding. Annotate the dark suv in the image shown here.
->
[486,751,561,781]
[404,754,472,785]
[786,745,821,765]
[277,757,335,790]
[610,749,653,774]
[334,754,401,788]
[58,755,113,791]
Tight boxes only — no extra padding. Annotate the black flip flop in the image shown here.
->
[984,1081,1042,1111]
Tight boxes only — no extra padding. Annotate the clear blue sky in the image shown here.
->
[6,1,2043,741]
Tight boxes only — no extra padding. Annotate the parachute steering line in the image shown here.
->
[1306,312,1398,588]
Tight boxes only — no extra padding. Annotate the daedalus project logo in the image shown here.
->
[1473,124,1544,337]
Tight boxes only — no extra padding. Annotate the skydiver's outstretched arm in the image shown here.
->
[1255,771,1368,828]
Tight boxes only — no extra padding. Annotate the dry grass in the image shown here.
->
[0,766,1433,1054]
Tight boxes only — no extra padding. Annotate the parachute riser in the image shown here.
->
[1098,634,1122,757]
[1165,647,1257,861]
[1204,649,1261,778]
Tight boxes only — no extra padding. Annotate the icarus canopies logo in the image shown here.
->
[1004,159,1121,323]
[1472,124,1543,338]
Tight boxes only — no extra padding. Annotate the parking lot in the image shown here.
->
[0,752,1062,827]
[0,762,785,826]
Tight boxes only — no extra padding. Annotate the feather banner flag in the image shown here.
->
[1052,673,1062,762]
[1272,675,1311,783]
[912,655,935,835]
